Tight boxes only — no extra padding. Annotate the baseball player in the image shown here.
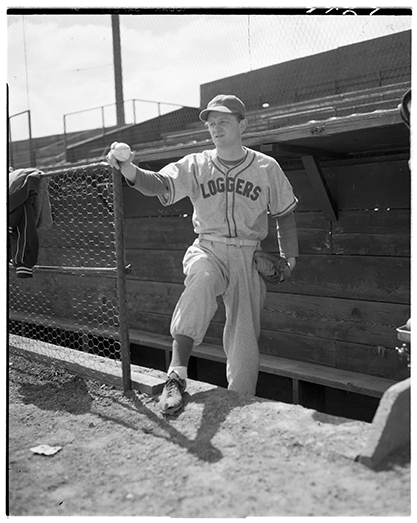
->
[106,94,299,415]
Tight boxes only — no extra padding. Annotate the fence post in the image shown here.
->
[111,166,132,393]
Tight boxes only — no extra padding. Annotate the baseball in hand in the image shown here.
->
[113,142,132,162]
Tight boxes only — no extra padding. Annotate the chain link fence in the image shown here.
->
[8,162,132,391]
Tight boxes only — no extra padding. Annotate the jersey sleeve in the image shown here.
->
[157,154,199,206]
[267,161,298,218]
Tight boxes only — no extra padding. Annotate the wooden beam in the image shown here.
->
[259,142,346,160]
[302,155,338,222]
[128,109,403,164]
[292,378,300,405]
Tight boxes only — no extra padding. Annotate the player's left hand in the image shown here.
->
[254,251,294,284]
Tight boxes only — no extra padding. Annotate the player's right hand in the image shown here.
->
[105,142,135,171]
[106,142,137,184]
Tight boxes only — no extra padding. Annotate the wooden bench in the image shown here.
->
[128,329,396,404]
[8,312,397,403]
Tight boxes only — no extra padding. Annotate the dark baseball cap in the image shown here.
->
[199,94,246,122]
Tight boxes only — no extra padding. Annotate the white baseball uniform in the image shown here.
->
[129,146,298,395]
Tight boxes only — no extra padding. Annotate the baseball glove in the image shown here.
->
[253,251,291,284]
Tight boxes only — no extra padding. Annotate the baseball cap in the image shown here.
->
[199,94,246,122]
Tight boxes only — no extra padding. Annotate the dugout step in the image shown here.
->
[9,334,165,396]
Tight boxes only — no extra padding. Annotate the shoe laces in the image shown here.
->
[164,373,184,396]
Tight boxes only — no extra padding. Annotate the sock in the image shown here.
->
[167,366,188,380]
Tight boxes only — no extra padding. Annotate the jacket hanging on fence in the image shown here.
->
[8,168,53,278]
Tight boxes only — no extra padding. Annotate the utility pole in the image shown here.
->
[111,14,125,127]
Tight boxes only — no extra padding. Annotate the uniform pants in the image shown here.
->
[9,200,39,278]
[170,237,267,395]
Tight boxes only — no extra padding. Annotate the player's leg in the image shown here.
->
[159,241,227,414]
[222,246,266,395]
[158,334,193,416]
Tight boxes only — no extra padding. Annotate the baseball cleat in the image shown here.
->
[158,371,187,415]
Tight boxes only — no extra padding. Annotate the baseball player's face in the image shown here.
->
[206,112,245,149]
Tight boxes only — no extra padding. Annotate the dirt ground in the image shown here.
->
[7,351,411,517]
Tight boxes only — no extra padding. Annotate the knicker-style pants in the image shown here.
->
[170,237,267,396]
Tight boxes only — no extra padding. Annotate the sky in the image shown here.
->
[6,6,413,141]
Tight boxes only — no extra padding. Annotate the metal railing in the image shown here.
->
[62,98,185,158]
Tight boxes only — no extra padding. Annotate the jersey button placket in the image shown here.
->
[225,171,234,238]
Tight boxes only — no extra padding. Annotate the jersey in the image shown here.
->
[156,147,298,242]
[9,168,52,278]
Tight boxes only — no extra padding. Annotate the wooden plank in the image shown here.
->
[126,249,185,282]
[259,328,336,367]
[301,155,338,221]
[9,272,118,327]
[258,354,396,398]
[332,232,410,256]
[126,280,183,319]
[294,211,330,229]
[123,184,192,218]
[335,339,410,382]
[124,216,196,250]
[125,250,410,303]
[333,209,410,235]
[261,293,410,349]
[8,335,165,395]
[331,208,410,256]
[272,254,410,303]
[292,379,300,405]
[260,140,346,160]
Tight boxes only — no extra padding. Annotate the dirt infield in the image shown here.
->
[7,352,410,517]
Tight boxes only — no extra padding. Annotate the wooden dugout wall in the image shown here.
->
[121,147,410,414]
[9,117,410,421]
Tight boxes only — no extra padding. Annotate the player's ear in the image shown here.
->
[239,118,248,133]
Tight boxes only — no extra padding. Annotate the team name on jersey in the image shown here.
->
[200,177,261,201]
